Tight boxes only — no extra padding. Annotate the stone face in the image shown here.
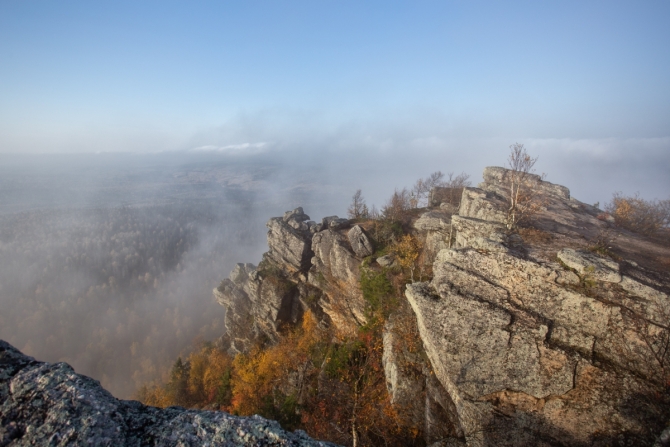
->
[0,341,337,447]
[429,186,465,208]
[414,211,452,232]
[311,230,359,285]
[557,248,622,283]
[458,187,508,224]
[347,225,374,258]
[482,166,570,200]
[403,167,670,445]
[310,229,366,329]
[406,245,667,446]
[266,216,314,273]
[450,215,507,252]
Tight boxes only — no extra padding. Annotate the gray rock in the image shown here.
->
[266,216,314,273]
[556,248,621,283]
[458,187,508,224]
[376,254,396,268]
[451,215,507,252]
[229,262,257,286]
[414,211,452,232]
[347,225,374,257]
[430,187,465,208]
[283,207,310,223]
[439,202,459,214]
[405,244,667,446]
[321,216,349,230]
[310,230,366,328]
[311,230,359,285]
[0,340,337,447]
[482,166,570,200]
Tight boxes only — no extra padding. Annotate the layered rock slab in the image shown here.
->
[404,167,670,446]
[0,340,337,447]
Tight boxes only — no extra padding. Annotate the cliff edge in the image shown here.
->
[0,340,336,447]
[215,166,670,446]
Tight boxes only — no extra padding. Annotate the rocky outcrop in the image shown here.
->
[0,340,336,447]
[404,166,670,446]
[347,225,374,258]
[214,167,670,446]
[309,229,366,329]
[266,207,314,273]
[481,166,570,200]
[216,209,365,351]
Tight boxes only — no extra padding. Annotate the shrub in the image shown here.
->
[606,192,670,236]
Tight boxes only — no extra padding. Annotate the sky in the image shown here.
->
[0,1,669,202]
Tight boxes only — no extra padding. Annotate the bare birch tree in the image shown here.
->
[505,143,542,230]
[347,189,369,219]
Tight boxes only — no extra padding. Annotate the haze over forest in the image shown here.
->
[1,1,669,399]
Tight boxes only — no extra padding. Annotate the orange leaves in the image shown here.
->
[606,192,669,236]
[135,307,425,446]
[391,234,422,282]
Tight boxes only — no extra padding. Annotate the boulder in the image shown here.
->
[376,254,396,268]
[311,230,360,285]
[0,340,337,447]
[266,215,314,273]
[347,225,374,258]
[414,211,451,232]
[283,207,310,223]
[322,216,349,230]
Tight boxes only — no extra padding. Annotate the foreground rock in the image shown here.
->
[407,167,670,446]
[0,340,336,447]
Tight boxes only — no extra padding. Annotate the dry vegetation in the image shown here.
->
[606,192,670,239]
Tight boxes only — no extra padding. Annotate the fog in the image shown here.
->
[1,142,668,398]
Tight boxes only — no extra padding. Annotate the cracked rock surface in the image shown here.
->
[406,167,670,447]
[0,340,337,447]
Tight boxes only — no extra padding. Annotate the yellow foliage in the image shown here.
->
[392,234,422,281]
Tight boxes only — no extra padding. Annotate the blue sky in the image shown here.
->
[0,1,669,200]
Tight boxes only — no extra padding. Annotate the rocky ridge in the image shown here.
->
[215,166,670,446]
[0,340,336,447]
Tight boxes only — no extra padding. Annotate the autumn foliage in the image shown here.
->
[606,192,670,237]
[135,304,424,446]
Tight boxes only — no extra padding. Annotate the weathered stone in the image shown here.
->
[451,215,507,252]
[382,320,423,405]
[458,187,507,224]
[311,230,359,285]
[430,186,465,208]
[310,229,366,329]
[321,216,349,230]
[283,206,310,223]
[414,210,451,232]
[347,225,374,258]
[229,262,257,286]
[557,248,621,283]
[214,279,255,354]
[0,340,337,447]
[376,254,396,268]
[405,242,669,446]
[266,216,314,273]
[482,166,570,200]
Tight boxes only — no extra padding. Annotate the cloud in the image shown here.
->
[190,142,270,154]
